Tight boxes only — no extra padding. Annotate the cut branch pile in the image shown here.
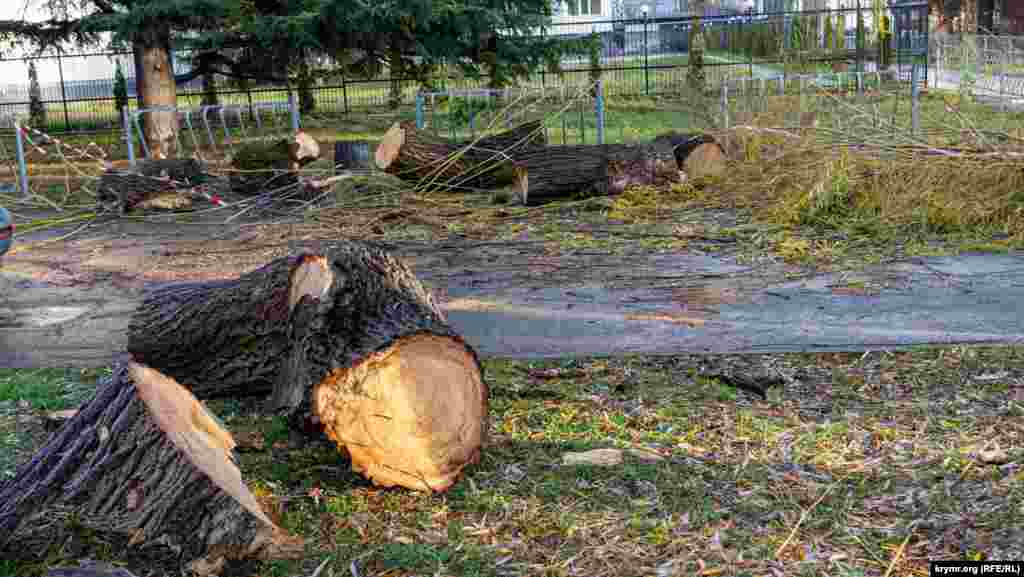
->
[377,121,727,204]
[375,119,546,190]
[1,241,487,574]
[97,158,209,214]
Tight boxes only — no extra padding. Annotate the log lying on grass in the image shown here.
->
[126,241,488,492]
[512,144,682,205]
[96,158,208,214]
[375,120,545,189]
[0,362,303,575]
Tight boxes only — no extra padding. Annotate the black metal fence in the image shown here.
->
[0,2,929,134]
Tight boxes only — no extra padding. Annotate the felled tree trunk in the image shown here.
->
[374,120,545,190]
[511,145,610,205]
[97,158,208,214]
[0,362,303,576]
[512,144,682,205]
[127,242,488,492]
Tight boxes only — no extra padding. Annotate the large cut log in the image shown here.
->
[374,120,545,189]
[651,132,728,179]
[0,361,303,576]
[126,242,488,491]
[512,144,682,205]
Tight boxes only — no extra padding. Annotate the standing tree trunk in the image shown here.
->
[388,33,404,110]
[126,242,488,492]
[0,362,304,575]
[688,0,706,107]
[136,25,178,159]
[960,0,978,103]
[296,50,316,114]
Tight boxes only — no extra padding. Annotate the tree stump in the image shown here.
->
[375,120,545,190]
[0,362,303,576]
[126,241,488,492]
[229,131,321,196]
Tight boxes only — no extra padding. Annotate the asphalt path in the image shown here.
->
[3,236,1024,368]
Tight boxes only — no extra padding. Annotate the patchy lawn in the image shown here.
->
[3,345,1023,576]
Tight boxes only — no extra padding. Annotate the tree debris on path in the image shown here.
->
[0,240,488,572]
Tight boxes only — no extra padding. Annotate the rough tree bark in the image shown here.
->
[375,120,545,189]
[511,144,686,205]
[135,25,178,159]
[126,242,488,491]
[0,362,303,576]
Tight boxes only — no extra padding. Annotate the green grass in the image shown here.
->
[3,346,1024,575]
[0,368,99,411]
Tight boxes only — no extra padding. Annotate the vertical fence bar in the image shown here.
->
[720,82,729,129]
[122,106,136,167]
[415,93,425,129]
[911,62,920,135]
[579,98,586,144]
[341,74,350,115]
[288,92,300,131]
[56,50,71,132]
[595,79,605,145]
[431,94,438,136]
[13,122,29,199]
[246,88,255,121]
[643,15,650,95]
[1000,37,1008,114]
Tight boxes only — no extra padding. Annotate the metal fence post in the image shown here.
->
[911,62,920,135]
[720,82,729,129]
[288,92,300,131]
[1000,37,1009,113]
[55,50,71,132]
[13,121,29,198]
[341,74,350,115]
[643,15,650,96]
[595,79,605,145]
[415,92,425,129]
[122,106,136,167]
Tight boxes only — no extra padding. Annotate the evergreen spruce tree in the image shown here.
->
[3,0,580,148]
